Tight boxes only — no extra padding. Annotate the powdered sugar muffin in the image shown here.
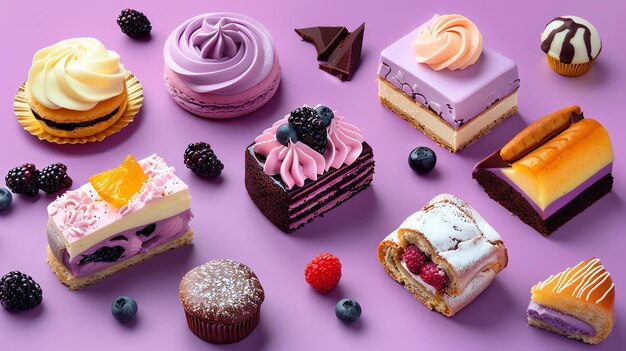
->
[179,260,264,344]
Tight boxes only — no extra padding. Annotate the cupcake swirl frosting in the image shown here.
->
[413,14,483,71]
[164,13,276,94]
[27,38,127,111]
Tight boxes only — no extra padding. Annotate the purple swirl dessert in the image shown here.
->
[164,13,280,118]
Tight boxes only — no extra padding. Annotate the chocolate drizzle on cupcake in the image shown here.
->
[541,17,600,64]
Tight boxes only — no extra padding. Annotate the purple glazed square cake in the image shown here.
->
[378,14,520,152]
[245,105,374,233]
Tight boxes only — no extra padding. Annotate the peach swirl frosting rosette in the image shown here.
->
[413,14,483,71]
[252,105,365,189]
[164,13,277,94]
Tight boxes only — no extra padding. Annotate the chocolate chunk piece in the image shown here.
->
[319,23,365,81]
[295,26,349,60]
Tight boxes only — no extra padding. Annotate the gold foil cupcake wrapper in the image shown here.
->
[14,72,143,144]
[546,56,595,77]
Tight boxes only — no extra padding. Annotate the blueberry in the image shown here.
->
[0,188,12,211]
[408,146,437,174]
[316,105,334,126]
[112,296,138,323]
[335,298,362,324]
[276,123,299,146]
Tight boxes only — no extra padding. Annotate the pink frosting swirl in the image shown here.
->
[413,14,483,71]
[164,13,276,94]
[253,125,325,189]
[324,114,365,170]
[48,189,98,238]
[252,106,366,189]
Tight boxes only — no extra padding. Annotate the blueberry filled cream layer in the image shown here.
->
[46,154,192,285]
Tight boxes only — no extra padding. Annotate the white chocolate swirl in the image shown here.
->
[27,38,127,111]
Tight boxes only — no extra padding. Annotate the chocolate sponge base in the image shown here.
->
[473,169,613,236]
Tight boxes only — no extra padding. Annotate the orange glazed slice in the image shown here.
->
[89,155,148,207]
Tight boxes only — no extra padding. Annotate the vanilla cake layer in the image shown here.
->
[379,78,518,152]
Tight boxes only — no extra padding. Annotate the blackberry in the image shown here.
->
[117,8,151,39]
[79,246,125,265]
[184,142,224,179]
[136,223,156,237]
[5,163,39,196]
[0,271,43,311]
[288,107,328,154]
[37,163,73,194]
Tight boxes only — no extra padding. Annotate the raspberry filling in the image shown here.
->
[401,244,448,291]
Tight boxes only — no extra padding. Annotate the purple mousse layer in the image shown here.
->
[483,164,612,218]
[527,301,595,336]
[49,210,192,277]
[379,27,519,128]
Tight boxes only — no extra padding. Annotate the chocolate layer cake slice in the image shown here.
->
[245,105,374,232]
[47,154,193,290]
[473,106,614,236]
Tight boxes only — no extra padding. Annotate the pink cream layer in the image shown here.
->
[164,58,281,118]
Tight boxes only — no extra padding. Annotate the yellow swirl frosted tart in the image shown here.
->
[25,38,129,138]
[473,106,614,235]
[377,194,507,316]
[528,258,615,344]
[46,154,193,290]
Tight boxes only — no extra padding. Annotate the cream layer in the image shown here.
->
[378,78,518,150]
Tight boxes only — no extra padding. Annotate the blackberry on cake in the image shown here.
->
[288,106,327,154]
[117,9,152,39]
[5,163,39,196]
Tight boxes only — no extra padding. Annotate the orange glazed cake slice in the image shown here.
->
[528,258,615,344]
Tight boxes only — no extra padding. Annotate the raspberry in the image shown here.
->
[117,9,151,39]
[184,142,224,179]
[5,163,39,196]
[401,244,427,274]
[304,253,342,293]
[419,262,447,291]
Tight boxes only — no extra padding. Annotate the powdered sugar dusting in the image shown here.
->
[398,193,506,292]
[180,260,264,323]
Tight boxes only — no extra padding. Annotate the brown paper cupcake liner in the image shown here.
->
[546,56,595,77]
[14,72,143,144]
[185,308,260,344]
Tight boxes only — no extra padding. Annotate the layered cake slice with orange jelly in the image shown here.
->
[473,106,613,236]
[47,154,193,290]
[378,194,507,316]
[528,258,615,344]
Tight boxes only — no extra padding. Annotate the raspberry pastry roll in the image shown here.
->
[377,194,507,316]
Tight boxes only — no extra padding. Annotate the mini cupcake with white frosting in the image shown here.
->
[540,16,601,77]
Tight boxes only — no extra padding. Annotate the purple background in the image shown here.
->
[0,1,624,350]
